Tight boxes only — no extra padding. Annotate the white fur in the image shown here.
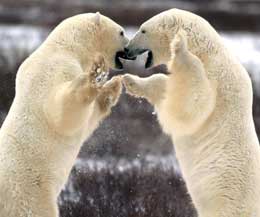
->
[0,13,127,217]
[124,9,260,217]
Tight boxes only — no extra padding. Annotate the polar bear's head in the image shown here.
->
[46,12,128,68]
[126,9,217,67]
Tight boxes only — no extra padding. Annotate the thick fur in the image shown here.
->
[123,9,260,217]
[0,13,127,217]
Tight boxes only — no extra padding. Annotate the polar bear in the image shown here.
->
[0,12,127,217]
[123,9,260,217]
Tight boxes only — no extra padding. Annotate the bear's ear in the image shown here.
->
[92,12,101,25]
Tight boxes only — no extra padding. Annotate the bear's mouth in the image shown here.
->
[145,50,153,68]
[125,48,153,68]
[109,49,167,80]
[115,50,127,69]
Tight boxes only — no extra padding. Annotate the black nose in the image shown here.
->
[124,47,132,59]
[123,47,136,60]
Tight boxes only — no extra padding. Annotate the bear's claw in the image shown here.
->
[90,55,108,87]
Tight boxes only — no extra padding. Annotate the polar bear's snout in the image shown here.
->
[124,46,153,68]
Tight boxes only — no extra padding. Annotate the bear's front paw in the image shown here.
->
[123,74,142,97]
[171,30,188,55]
[89,55,108,88]
[97,76,122,113]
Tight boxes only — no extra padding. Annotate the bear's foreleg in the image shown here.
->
[44,56,107,136]
[87,76,122,126]
[80,76,122,137]
[123,73,168,105]
[165,30,216,132]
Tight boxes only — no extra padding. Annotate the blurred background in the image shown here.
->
[0,0,260,217]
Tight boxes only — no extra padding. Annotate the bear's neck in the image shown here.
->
[41,40,97,71]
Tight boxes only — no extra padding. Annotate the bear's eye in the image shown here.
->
[120,31,124,36]
[141,29,146,34]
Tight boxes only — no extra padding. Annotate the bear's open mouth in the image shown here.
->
[115,50,127,69]
[145,50,153,68]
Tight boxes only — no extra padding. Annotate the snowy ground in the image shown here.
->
[58,155,197,217]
